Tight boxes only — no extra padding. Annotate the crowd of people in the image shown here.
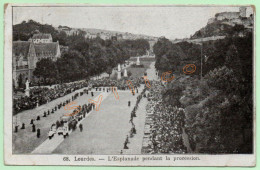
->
[15,65,189,153]
[13,76,145,114]
[143,81,187,154]
[123,88,147,151]
[89,77,144,90]
[14,89,95,140]
[13,81,89,114]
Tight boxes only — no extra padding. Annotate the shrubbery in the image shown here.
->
[153,28,253,153]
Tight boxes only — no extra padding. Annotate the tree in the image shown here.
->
[33,58,57,83]
[106,66,113,77]
[56,50,87,82]
[18,74,23,88]
[153,37,186,72]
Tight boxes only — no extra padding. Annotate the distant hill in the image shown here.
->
[13,20,158,42]
[56,25,158,41]
[13,20,58,41]
[80,28,157,40]
[191,21,233,39]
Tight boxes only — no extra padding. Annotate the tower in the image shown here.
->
[239,7,247,17]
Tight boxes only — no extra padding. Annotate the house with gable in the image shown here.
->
[13,33,61,87]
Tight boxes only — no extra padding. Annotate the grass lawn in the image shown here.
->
[127,61,153,78]
[110,60,153,79]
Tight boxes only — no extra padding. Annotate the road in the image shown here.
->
[32,92,111,154]
[13,88,101,154]
[146,61,158,81]
[52,85,145,154]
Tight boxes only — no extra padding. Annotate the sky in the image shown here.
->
[13,6,253,39]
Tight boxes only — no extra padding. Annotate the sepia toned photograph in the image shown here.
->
[4,4,255,166]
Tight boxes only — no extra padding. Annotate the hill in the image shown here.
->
[13,20,158,43]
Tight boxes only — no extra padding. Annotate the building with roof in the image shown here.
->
[29,33,53,43]
[215,7,252,21]
[57,26,80,36]
[13,34,60,87]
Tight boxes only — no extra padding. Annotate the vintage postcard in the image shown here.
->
[4,4,255,166]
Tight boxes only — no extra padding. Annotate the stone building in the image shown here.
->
[29,33,53,43]
[239,7,247,18]
[215,12,240,21]
[13,34,61,87]
[215,7,251,21]
[209,7,253,28]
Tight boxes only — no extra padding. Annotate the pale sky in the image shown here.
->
[13,6,253,39]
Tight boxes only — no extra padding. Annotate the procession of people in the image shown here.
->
[123,87,146,151]
[12,58,188,154]
[89,77,144,91]
[14,88,94,140]
[143,81,187,154]
[13,81,89,114]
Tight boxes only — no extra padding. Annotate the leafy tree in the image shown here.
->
[154,37,186,73]
[33,58,57,83]
[18,74,23,88]
[56,50,87,82]
[106,66,113,77]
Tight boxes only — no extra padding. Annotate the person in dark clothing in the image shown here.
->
[21,123,25,129]
[129,117,133,124]
[56,120,60,128]
[36,116,40,121]
[43,112,47,117]
[32,124,36,132]
[60,120,64,127]
[47,110,50,115]
[132,126,136,134]
[37,128,41,138]
[130,130,134,138]
[79,123,83,132]
[14,125,19,133]
[124,141,128,149]
[30,119,34,124]
[91,92,94,97]
[128,101,131,107]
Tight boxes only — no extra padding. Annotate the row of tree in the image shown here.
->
[13,20,150,85]
[33,36,149,85]
[153,25,253,153]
